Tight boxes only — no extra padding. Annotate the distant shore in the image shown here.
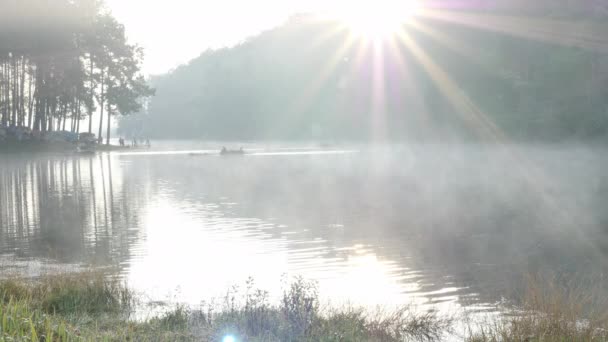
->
[0,141,140,154]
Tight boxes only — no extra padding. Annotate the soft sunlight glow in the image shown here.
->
[339,0,420,40]
[222,336,236,342]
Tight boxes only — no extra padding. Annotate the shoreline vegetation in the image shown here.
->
[0,141,130,154]
[1,272,607,341]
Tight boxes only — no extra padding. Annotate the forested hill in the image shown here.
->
[123,4,608,142]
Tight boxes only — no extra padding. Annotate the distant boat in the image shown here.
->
[220,148,245,156]
[188,152,209,157]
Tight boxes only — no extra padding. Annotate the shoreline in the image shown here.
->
[0,141,144,154]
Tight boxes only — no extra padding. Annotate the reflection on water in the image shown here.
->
[0,154,144,265]
[2,143,608,314]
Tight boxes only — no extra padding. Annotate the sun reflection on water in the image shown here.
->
[126,197,448,311]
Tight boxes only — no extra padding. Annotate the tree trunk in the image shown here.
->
[88,53,94,134]
[6,59,13,126]
[49,98,57,132]
[34,62,45,131]
[106,98,111,145]
[27,66,34,129]
[19,57,26,126]
[98,69,105,142]
[71,100,76,133]
[61,103,67,131]
[11,56,18,126]
[0,61,6,127]
[76,98,81,133]
[47,103,53,132]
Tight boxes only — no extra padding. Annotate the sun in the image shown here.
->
[339,0,421,40]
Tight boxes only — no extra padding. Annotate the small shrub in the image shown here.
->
[281,276,320,337]
[467,274,608,342]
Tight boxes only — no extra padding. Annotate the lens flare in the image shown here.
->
[222,336,236,342]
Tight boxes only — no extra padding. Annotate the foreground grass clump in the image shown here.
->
[0,272,133,315]
[0,273,452,341]
[0,272,192,341]
[0,298,77,341]
[467,275,608,342]
[189,277,452,341]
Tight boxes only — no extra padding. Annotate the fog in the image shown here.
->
[1,2,608,339]
[1,142,607,311]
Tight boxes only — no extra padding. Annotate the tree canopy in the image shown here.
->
[0,0,154,144]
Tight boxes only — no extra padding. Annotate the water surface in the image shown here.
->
[1,142,607,315]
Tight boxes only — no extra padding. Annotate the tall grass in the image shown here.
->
[188,276,453,341]
[0,271,133,315]
[0,273,452,341]
[1,271,606,341]
[0,272,167,341]
[467,274,608,341]
[0,298,76,341]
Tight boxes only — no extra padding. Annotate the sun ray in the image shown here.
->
[395,30,506,142]
[307,18,355,51]
[406,19,494,72]
[420,9,608,53]
[383,33,436,140]
[394,29,589,233]
[283,32,358,123]
[370,40,388,141]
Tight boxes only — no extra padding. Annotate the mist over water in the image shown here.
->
[1,142,608,313]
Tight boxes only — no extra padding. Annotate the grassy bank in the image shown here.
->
[466,275,608,342]
[0,273,451,341]
[0,272,607,341]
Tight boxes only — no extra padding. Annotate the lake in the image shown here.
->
[1,141,608,316]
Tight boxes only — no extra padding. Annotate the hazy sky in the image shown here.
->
[105,0,357,75]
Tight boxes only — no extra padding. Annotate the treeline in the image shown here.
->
[129,1,608,142]
[0,0,153,144]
